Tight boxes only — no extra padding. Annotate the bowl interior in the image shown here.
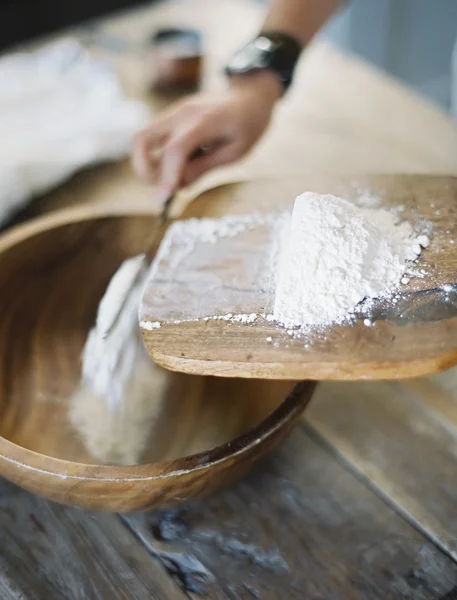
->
[0,214,293,467]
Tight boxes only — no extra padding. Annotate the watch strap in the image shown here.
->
[224,31,302,92]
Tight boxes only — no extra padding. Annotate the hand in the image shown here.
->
[132,71,282,204]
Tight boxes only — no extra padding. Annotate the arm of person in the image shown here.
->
[262,0,345,47]
[132,0,345,205]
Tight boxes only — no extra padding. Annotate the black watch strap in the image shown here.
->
[224,31,302,93]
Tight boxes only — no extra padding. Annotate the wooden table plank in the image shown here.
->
[307,380,457,563]
[0,480,185,600]
[403,375,457,434]
[124,425,457,599]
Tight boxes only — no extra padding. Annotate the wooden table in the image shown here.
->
[2,1,457,598]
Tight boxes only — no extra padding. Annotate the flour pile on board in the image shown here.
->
[139,192,430,333]
[273,192,429,327]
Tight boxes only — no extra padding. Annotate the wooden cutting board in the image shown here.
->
[140,174,457,380]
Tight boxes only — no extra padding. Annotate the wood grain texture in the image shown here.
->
[0,480,185,600]
[141,174,457,380]
[124,425,457,600]
[307,377,457,564]
[0,205,312,510]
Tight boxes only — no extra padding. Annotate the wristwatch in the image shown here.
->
[224,31,302,94]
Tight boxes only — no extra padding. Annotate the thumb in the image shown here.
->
[155,124,211,205]
[182,143,241,186]
[154,143,183,207]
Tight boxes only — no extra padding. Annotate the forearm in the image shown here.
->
[228,0,345,100]
[262,0,345,47]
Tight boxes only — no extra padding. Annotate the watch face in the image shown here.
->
[229,41,270,72]
[225,32,301,90]
[256,36,275,51]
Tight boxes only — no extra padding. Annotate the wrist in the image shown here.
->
[228,70,283,105]
[224,31,302,94]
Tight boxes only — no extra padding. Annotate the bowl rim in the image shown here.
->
[0,204,313,482]
[0,382,312,482]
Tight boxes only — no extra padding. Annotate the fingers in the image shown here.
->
[181,143,243,186]
[132,109,222,200]
[131,91,260,202]
[132,126,168,184]
[154,119,223,203]
[133,121,242,204]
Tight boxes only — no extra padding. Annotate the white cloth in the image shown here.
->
[0,39,150,224]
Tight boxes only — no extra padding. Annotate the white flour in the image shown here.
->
[81,255,150,408]
[140,191,431,333]
[70,351,168,465]
[148,212,279,277]
[273,192,428,327]
[74,253,167,464]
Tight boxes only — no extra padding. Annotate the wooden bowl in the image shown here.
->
[0,204,314,511]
